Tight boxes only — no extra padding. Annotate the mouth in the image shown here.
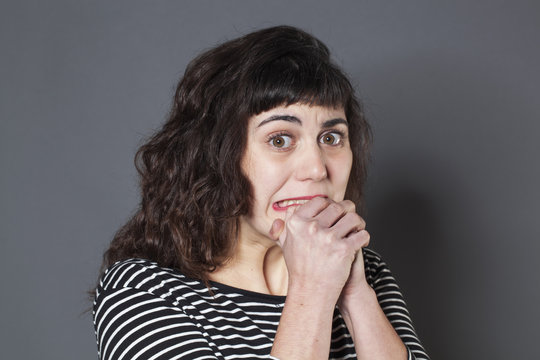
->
[272,195,327,211]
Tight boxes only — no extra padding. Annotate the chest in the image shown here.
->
[181,296,356,359]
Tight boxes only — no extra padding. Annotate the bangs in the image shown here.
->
[245,54,353,116]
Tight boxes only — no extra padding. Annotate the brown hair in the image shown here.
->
[99,25,371,282]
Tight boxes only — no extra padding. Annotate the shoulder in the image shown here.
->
[97,258,176,292]
[93,259,219,360]
[94,258,208,307]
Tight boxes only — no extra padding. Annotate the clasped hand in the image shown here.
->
[269,197,371,307]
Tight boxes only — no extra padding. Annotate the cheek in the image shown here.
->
[329,150,353,189]
[244,155,278,210]
[344,152,353,183]
[252,162,283,201]
[247,145,290,189]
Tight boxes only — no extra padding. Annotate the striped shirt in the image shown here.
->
[93,248,430,359]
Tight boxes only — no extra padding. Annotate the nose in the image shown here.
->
[294,143,328,182]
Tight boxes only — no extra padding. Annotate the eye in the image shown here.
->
[319,132,343,145]
[269,134,293,149]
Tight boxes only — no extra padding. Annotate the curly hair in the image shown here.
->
[99,25,372,283]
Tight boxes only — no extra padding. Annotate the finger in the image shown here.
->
[292,196,332,218]
[269,218,285,243]
[331,212,366,238]
[349,248,367,278]
[283,204,298,227]
[318,199,356,228]
[346,229,370,252]
[314,201,351,228]
[338,200,356,214]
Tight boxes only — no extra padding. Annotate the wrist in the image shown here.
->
[339,283,378,317]
[287,280,341,311]
[338,284,408,360]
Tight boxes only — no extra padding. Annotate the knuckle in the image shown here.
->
[287,214,298,227]
[341,200,356,213]
[360,219,366,229]
[344,212,365,230]
[356,214,366,227]
[287,214,303,231]
[363,230,371,244]
[357,229,370,247]
[307,219,320,235]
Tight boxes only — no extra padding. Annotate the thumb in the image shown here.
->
[269,218,285,244]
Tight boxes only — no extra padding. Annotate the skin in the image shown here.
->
[209,103,407,359]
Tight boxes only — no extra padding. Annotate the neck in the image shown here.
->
[208,226,288,296]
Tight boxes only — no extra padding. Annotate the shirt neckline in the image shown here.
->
[209,279,287,303]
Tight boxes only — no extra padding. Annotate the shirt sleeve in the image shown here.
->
[363,248,431,360]
[94,284,220,360]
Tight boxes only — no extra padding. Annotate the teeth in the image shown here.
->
[280,199,309,207]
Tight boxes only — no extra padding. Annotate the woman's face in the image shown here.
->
[240,103,353,245]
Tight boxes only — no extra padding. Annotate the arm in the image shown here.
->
[339,280,408,360]
[339,249,430,360]
[270,283,337,359]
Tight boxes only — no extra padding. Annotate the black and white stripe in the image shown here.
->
[94,248,429,360]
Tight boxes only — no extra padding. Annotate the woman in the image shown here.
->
[93,26,430,360]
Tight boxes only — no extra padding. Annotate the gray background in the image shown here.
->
[1,0,539,359]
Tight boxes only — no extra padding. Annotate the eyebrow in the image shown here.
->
[257,115,348,128]
[322,118,348,128]
[257,115,301,127]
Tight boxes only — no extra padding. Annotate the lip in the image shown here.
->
[272,194,328,211]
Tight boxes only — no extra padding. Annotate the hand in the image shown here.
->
[338,232,371,309]
[269,197,368,304]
